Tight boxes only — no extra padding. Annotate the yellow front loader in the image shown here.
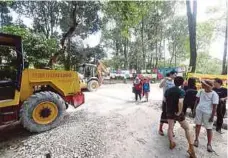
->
[0,33,84,132]
[186,73,227,89]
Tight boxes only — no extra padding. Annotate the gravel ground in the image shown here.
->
[0,83,227,158]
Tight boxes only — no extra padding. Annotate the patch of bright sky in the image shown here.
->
[10,0,226,60]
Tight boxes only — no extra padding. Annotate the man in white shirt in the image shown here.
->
[193,80,219,152]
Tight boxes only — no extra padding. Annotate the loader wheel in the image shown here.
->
[20,91,66,133]
[88,80,99,92]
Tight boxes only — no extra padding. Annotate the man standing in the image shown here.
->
[158,71,177,135]
[213,78,227,134]
[165,76,196,158]
[194,80,219,152]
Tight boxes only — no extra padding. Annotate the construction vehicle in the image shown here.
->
[0,33,84,133]
[77,61,109,92]
[186,73,227,89]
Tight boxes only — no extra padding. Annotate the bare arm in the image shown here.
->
[221,97,227,101]
[193,98,199,112]
[176,98,184,115]
[211,104,217,117]
[159,79,166,88]
[209,104,217,122]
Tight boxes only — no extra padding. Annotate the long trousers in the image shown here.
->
[216,101,226,130]
[135,90,141,101]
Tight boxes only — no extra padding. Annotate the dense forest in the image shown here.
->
[0,0,227,74]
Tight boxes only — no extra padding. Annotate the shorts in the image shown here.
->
[167,112,185,122]
[194,109,213,129]
[160,101,168,123]
[143,89,149,93]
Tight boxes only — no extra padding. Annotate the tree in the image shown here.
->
[57,1,101,70]
[0,2,13,27]
[13,1,61,39]
[222,0,227,75]
[0,26,59,68]
[197,52,222,74]
[186,0,197,72]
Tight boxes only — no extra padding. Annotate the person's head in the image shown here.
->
[174,76,184,87]
[188,77,196,88]
[166,73,170,77]
[170,70,177,79]
[214,78,223,88]
[201,80,213,91]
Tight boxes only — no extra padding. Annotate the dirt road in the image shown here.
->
[0,84,227,158]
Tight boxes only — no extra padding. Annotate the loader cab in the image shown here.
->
[77,63,98,79]
[76,63,100,91]
[0,33,24,101]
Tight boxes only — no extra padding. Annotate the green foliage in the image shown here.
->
[0,26,59,68]
[196,22,214,51]
[196,52,222,74]
[0,2,13,26]
[0,1,221,74]
[59,1,101,39]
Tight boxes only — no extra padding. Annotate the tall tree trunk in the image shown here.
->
[64,38,71,70]
[47,1,78,68]
[115,40,119,56]
[186,0,197,72]
[154,2,159,68]
[170,42,175,66]
[163,39,166,67]
[155,26,158,68]
[123,37,128,69]
[222,1,228,75]
[141,14,146,70]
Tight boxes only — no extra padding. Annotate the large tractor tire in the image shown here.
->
[20,91,66,133]
[87,80,99,92]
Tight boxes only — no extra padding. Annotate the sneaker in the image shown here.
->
[187,144,197,158]
[169,141,176,150]
[187,149,197,158]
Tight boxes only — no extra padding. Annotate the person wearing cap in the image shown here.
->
[158,70,177,136]
[213,78,227,134]
[193,80,219,152]
[165,76,196,158]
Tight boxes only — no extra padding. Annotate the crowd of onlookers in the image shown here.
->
[132,71,227,157]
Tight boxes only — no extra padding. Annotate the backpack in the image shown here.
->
[143,83,149,91]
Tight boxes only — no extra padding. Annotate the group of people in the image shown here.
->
[158,70,227,157]
[133,77,150,102]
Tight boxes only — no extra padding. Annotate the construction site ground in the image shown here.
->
[0,83,227,158]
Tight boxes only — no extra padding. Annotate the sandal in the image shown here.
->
[207,144,213,152]
[194,140,199,147]
[159,130,164,136]
[187,145,197,158]
[187,150,197,158]
[169,141,176,150]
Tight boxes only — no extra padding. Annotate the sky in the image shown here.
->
[11,0,226,60]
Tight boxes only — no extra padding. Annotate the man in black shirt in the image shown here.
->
[165,76,196,158]
[213,78,227,133]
